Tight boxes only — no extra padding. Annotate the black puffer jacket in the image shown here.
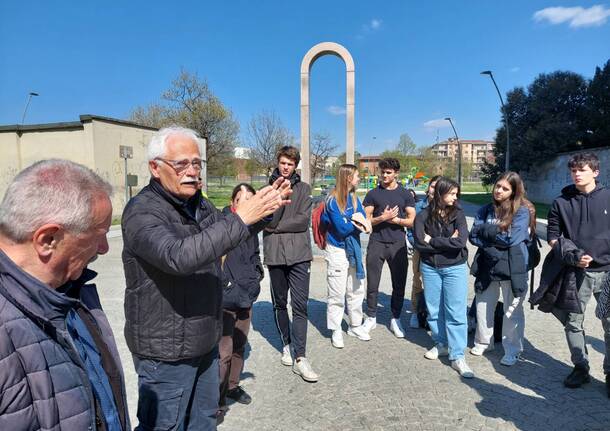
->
[122,179,252,361]
[0,252,130,431]
[413,205,469,268]
[222,206,264,310]
[529,237,584,313]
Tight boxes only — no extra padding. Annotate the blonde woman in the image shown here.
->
[322,164,371,348]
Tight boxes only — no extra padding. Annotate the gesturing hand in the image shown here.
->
[235,178,292,226]
[382,205,399,221]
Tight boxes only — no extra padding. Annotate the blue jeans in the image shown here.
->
[134,348,219,431]
[421,262,468,361]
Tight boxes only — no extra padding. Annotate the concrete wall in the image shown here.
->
[0,118,207,217]
[522,147,610,204]
[90,120,155,214]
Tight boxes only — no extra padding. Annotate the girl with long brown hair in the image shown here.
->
[469,171,535,366]
[322,164,371,348]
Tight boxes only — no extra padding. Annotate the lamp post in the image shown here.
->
[21,92,39,125]
[444,117,461,187]
[481,70,509,171]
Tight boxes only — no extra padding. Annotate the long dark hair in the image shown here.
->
[428,177,460,224]
[492,171,526,231]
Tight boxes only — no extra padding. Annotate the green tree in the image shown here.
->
[129,69,240,176]
[483,70,588,184]
[586,59,610,147]
[331,151,361,177]
[397,133,417,156]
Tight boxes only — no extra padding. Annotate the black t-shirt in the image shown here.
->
[363,184,415,243]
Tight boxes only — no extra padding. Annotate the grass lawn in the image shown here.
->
[459,193,551,220]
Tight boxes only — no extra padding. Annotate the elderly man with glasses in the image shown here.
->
[122,126,291,430]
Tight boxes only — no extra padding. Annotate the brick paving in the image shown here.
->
[91,207,610,431]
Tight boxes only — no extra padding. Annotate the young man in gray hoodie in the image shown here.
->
[264,146,318,382]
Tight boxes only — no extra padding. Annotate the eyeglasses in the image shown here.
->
[156,158,203,174]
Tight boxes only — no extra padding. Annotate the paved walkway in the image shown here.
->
[91,208,610,431]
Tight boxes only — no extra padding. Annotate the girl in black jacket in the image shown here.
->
[469,172,535,366]
[414,177,473,378]
[218,183,264,413]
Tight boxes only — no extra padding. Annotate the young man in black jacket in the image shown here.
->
[263,146,318,382]
[547,152,610,395]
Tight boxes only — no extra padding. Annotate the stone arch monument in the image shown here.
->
[300,42,355,184]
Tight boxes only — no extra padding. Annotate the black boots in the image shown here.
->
[564,363,591,388]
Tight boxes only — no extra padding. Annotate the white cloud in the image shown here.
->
[358,18,383,38]
[326,105,346,116]
[510,66,521,73]
[533,5,610,28]
[423,119,451,130]
[370,19,382,30]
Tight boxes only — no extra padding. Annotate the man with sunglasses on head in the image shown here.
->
[121,126,291,430]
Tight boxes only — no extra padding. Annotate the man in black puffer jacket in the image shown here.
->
[546,152,610,395]
[122,126,290,430]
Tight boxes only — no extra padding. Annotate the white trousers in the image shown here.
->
[324,244,365,330]
[474,280,525,357]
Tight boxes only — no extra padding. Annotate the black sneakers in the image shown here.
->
[226,386,252,405]
[564,364,591,388]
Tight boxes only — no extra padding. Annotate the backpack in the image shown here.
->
[311,199,329,250]
[527,233,542,271]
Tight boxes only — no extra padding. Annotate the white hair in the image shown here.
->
[147,126,201,161]
[0,159,113,242]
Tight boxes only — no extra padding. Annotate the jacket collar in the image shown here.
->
[0,249,97,326]
[149,178,203,221]
[269,168,301,186]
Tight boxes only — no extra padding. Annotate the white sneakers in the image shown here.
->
[451,358,474,378]
[293,357,319,382]
[361,316,377,333]
[331,330,344,349]
[281,345,292,366]
[409,313,420,328]
[424,343,449,360]
[347,325,371,341]
[470,343,495,356]
[390,318,405,338]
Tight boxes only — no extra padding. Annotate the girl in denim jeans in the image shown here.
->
[413,177,473,378]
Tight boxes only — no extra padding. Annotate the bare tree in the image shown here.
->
[310,131,338,187]
[129,69,239,175]
[247,110,295,178]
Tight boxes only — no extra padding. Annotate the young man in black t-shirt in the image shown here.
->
[362,158,416,338]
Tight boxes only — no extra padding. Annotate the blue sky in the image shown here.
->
[1,1,609,155]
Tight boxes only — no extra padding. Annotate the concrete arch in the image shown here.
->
[300,42,355,184]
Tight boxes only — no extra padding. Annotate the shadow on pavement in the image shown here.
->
[463,337,608,430]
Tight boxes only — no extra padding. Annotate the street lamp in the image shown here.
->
[444,117,461,187]
[21,92,39,125]
[481,70,509,171]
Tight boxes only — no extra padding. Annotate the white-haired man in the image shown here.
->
[0,160,130,430]
[122,126,290,430]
